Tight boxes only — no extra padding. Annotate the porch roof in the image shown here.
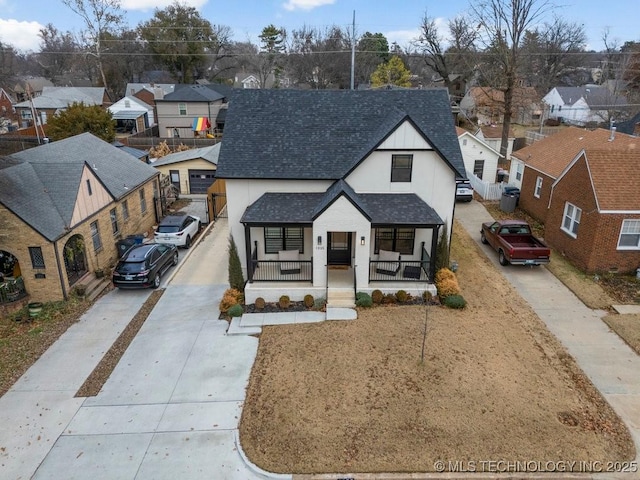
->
[241,191,444,227]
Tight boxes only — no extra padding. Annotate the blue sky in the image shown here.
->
[0,0,637,54]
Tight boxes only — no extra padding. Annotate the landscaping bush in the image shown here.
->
[279,295,291,309]
[355,292,373,308]
[395,290,408,303]
[254,297,265,310]
[303,294,314,308]
[435,268,461,298]
[382,293,397,304]
[313,297,327,310]
[443,294,467,309]
[423,290,433,302]
[371,289,384,304]
[228,304,244,317]
[220,288,243,313]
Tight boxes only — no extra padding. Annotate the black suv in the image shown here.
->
[112,243,178,289]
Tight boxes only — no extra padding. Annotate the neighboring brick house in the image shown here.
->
[513,127,640,224]
[0,133,160,303]
[459,86,540,126]
[545,149,640,274]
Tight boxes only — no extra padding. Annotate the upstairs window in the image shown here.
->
[139,189,147,214]
[391,154,413,182]
[90,221,102,252]
[178,103,187,116]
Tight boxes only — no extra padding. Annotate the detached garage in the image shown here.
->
[152,143,220,194]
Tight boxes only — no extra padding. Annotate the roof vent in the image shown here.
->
[609,126,616,142]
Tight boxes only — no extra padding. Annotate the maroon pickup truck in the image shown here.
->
[480,220,551,266]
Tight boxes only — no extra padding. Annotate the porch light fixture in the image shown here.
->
[317,235,322,245]
[360,236,365,246]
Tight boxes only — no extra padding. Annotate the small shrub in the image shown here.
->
[443,294,467,309]
[220,288,243,313]
[395,290,408,303]
[303,294,314,308]
[382,293,397,304]
[254,297,265,310]
[313,297,327,310]
[228,304,244,317]
[371,289,384,304]
[422,291,433,302]
[279,295,291,309]
[355,292,373,308]
[435,268,461,298]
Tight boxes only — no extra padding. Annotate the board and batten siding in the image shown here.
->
[69,166,113,227]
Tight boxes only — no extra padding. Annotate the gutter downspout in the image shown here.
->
[53,240,68,300]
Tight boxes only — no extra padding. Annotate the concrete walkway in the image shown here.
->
[455,201,640,477]
[0,219,275,480]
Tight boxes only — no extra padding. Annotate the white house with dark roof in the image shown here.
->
[543,85,628,126]
[216,89,466,305]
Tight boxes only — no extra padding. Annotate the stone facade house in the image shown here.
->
[216,88,466,305]
[0,133,160,303]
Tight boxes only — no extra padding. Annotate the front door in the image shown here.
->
[327,232,352,265]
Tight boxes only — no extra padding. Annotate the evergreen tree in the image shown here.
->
[228,235,245,291]
[435,227,450,272]
[47,101,115,142]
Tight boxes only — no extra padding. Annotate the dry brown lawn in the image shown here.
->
[602,314,640,356]
[239,221,635,474]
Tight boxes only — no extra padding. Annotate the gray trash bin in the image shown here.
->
[500,192,518,213]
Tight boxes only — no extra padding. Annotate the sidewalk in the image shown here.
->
[0,219,271,480]
[454,201,640,476]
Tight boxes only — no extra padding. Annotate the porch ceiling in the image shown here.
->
[241,189,444,227]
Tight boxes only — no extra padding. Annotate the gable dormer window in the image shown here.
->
[391,154,413,182]
[86,179,93,196]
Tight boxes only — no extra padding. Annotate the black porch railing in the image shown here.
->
[250,259,313,282]
[0,277,27,304]
[369,245,431,282]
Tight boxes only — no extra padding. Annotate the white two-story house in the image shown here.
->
[216,89,466,304]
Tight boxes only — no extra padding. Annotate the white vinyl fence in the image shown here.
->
[467,174,509,200]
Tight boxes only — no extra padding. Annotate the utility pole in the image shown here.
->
[350,10,356,90]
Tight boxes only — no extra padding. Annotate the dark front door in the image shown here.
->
[327,232,352,265]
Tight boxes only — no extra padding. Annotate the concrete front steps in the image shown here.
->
[72,273,111,302]
[326,288,355,309]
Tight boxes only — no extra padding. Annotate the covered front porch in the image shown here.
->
[239,181,443,303]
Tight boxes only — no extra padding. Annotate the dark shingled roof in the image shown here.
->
[159,84,231,103]
[216,89,465,180]
[241,181,444,226]
[1,133,159,241]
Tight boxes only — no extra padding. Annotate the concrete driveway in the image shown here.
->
[455,201,640,474]
[1,219,269,480]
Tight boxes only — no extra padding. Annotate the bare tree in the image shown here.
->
[62,0,124,95]
[413,11,477,92]
[519,16,587,94]
[38,24,81,82]
[471,0,551,162]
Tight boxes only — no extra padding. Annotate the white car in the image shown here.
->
[154,213,201,248]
